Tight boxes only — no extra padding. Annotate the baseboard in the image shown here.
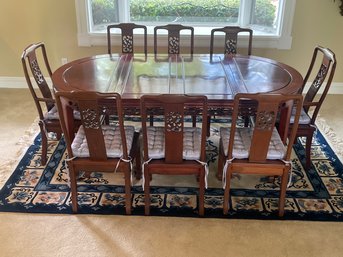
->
[0,77,27,88]
[303,82,343,94]
[0,77,52,89]
[1,76,343,94]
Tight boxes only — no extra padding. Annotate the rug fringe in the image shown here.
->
[0,118,39,186]
[315,114,343,162]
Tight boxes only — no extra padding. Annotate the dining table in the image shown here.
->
[52,53,303,139]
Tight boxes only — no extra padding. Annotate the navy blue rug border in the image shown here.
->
[0,129,343,221]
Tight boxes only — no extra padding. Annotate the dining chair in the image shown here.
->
[154,24,194,55]
[107,23,147,55]
[21,42,80,165]
[210,26,253,55]
[54,91,141,214]
[141,94,208,216]
[290,46,336,170]
[218,93,303,217]
[208,26,253,135]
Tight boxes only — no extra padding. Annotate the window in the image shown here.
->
[75,0,296,49]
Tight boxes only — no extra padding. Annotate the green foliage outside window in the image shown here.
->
[130,0,240,23]
[91,0,118,24]
[253,0,276,26]
[91,0,275,26]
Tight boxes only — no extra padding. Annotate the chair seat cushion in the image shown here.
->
[220,127,286,160]
[290,107,311,124]
[147,126,202,160]
[45,105,81,120]
[71,125,135,158]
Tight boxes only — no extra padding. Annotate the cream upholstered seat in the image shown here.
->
[71,125,135,158]
[45,105,81,120]
[220,127,286,159]
[289,107,311,124]
[146,126,202,160]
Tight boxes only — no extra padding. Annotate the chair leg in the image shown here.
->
[39,122,47,166]
[192,114,197,127]
[278,167,290,217]
[134,141,142,180]
[104,115,110,125]
[206,115,211,137]
[68,164,78,213]
[149,115,154,126]
[56,132,62,140]
[124,163,132,215]
[198,169,205,216]
[144,169,151,215]
[223,166,232,215]
[216,140,224,180]
[244,115,250,127]
[305,133,314,170]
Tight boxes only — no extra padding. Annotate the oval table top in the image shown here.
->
[52,53,303,107]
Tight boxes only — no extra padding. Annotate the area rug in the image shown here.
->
[1,123,343,221]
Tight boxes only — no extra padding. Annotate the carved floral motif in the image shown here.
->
[81,108,100,129]
[256,110,275,130]
[122,35,133,53]
[225,39,237,55]
[31,59,45,84]
[168,36,180,54]
[166,111,182,132]
[312,64,327,89]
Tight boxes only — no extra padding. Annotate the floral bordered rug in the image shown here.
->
[0,127,343,221]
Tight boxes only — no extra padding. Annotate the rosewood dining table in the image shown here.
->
[52,53,303,139]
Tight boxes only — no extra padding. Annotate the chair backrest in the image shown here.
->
[107,23,147,55]
[140,94,207,163]
[154,24,194,55]
[210,26,253,55]
[21,42,54,118]
[227,93,303,163]
[300,46,336,124]
[55,91,129,161]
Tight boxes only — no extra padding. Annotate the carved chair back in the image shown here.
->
[107,23,147,55]
[21,42,55,119]
[300,46,336,124]
[210,26,253,55]
[140,94,207,164]
[55,91,129,162]
[154,24,194,55]
[227,93,303,163]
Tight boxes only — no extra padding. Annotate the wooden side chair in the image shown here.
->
[141,94,208,216]
[107,23,147,55]
[208,26,253,134]
[54,91,141,215]
[154,24,194,55]
[153,25,195,126]
[21,42,80,165]
[290,46,336,170]
[210,26,253,55]
[218,93,303,217]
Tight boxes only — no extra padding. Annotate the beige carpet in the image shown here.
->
[1,88,343,257]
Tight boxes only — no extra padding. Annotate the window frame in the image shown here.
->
[75,0,296,50]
